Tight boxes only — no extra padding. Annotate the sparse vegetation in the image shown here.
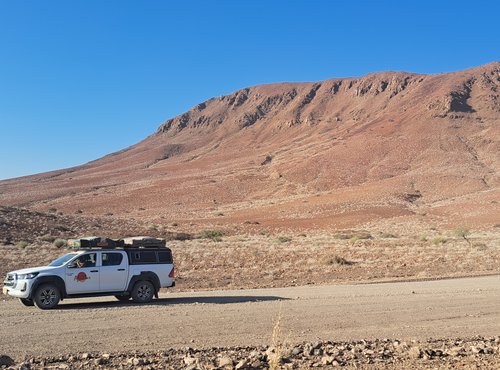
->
[277,236,292,243]
[334,255,353,265]
[261,154,273,166]
[197,229,224,242]
[335,231,372,241]
[323,255,354,266]
[473,242,487,250]
[48,208,57,213]
[432,236,448,245]
[453,226,471,245]
[2,229,500,295]
[268,304,286,370]
[16,241,29,248]
[39,234,55,243]
[380,232,398,238]
[104,212,113,216]
[53,239,67,248]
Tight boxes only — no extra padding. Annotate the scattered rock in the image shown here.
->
[408,346,422,359]
[0,355,15,367]
[7,337,500,369]
[183,356,196,366]
[235,359,247,369]
[218,356,233,368]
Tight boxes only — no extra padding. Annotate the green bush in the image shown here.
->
[277,236,292,243]
[53,239,67,248]
[323,255,354,266]
[197,230,224,242]
[148,224,159,231]
[336,231,372,240]
[432,236,447,245]
[39,234,55,243]
[379,232,398,238]
[453,226,471,244]
[16,241,29,248]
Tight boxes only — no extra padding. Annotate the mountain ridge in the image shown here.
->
[1,62,499,231]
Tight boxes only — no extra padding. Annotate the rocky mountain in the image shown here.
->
[1,62,499,231]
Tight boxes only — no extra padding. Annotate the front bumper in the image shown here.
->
[2,279,33,299]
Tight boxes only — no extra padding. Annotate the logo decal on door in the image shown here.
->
[75,272,90,282]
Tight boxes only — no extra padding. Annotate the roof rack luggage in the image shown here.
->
[122,236,166,248]
[68,236,166,249]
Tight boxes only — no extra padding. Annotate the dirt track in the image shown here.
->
[1,276,499,359]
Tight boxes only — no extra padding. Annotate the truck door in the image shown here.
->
[99,251,128,292]
[65,253,100,294]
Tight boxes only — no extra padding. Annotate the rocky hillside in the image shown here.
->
[0,63,498,231]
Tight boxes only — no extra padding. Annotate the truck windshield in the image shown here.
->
[49,253,78,267]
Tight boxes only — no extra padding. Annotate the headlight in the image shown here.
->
[17,272,39,280]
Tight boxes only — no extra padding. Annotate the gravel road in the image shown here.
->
[1,276,499,359]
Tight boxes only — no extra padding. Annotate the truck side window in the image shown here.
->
[131,251,157,264]
[72,253,96,268]
[158,251,172,263]
[139,251,156,263]
[102,253,123,266]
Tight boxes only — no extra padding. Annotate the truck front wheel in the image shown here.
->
[33,284,61,309]
[19,298,34,306]
[131,281,155,303]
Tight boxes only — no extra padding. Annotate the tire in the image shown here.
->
[115,294,131,302]
[131,280,155,303]
[19,298,35,307]
[33,283,61,309]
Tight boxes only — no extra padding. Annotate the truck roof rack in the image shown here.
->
[68,236,167,250]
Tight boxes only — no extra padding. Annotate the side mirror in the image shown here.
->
[67,261,77,268]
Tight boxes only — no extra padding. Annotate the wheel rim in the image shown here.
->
[40,288,56,306]
[137,284,152,299]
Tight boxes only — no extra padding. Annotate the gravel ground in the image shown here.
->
[1,276,499,369]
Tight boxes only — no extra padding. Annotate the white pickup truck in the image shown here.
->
[2,237,175,309]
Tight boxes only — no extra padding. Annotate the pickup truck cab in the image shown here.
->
[2,237,175,309]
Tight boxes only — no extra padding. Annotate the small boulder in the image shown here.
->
[0,355,15,367]
[408,346,421,359]
[218,356,233,368]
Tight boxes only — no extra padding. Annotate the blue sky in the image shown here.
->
[0,1,499,180]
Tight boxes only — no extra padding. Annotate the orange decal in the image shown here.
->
[75,272,90,282]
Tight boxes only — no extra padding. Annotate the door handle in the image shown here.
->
[90,270,98,273]
[117,268,125,271]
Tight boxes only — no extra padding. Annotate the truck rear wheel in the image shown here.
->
[33,283,61,309]
[19,298,34,307]
[131,281,155,303]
